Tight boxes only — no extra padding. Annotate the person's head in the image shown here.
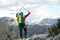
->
[19,12,23,16]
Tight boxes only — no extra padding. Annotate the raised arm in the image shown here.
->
[16,13,18,18]
[24,12,30,19]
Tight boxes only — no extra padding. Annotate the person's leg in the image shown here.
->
[24,26,27,38]
[20,27,23,39]
[19,23,23,39]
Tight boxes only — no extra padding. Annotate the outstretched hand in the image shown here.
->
[28,11,30,14]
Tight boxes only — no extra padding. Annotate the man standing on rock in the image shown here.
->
[16,11,30,39]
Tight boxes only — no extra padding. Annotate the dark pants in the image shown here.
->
[19,23,27,39]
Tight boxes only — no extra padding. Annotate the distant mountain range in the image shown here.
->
[39,18,58,26]
[0,17,59,36]
[26,18,58,26]
[0,17,59,25]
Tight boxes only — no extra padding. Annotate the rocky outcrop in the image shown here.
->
[0,20,19,40]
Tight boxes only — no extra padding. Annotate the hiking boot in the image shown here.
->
[25,36,27,38]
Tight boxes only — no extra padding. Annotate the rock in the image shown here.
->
[46,37,53,40]
[0,20,19,40]
[53,34,60,40]
[29,33,48,40]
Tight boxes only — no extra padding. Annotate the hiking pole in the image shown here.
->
[16,0,28,13]
[16,0,31,14]
[16,4,26,13]
[18,6,30,13]
[24,8,30,12]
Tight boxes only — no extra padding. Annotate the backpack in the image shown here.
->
[17,12,24,23]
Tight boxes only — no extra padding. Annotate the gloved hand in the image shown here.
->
[16,13,18,17]
[28,11,30,14]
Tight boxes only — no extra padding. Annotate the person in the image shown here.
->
[16,11,30,39]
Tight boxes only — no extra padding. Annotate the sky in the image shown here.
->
[0,0,60,23]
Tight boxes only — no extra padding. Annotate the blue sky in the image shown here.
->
[0,0,60,23]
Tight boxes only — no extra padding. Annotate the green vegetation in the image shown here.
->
[48,19,60,37]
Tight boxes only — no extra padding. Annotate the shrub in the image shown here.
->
[48,19,60,37]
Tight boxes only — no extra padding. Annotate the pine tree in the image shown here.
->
[48,19,60,37]
[57,19,60,28]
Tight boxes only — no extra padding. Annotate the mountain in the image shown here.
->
[0,17,48,37]
[39,18,58,26]
[0,17,20,40]
[0,17,60,40]
[0,17,20,33]
[26,18,58,26]
[0,17,58,36]
[0,17,17,25]
[21,33,60,40]
[27,24,48,37]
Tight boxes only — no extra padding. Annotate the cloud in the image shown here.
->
[0,0,60,11]
[3,4,38,11]
[26,0,60,5]
[47,0,60,5]
[0,0,60,19]
[26,0,46,4]
[0,0,39,11]
[0,0,18,7]
[4,5,21,11]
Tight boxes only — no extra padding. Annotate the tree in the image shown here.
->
[57,19,60,28]
[48,19,60,37]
